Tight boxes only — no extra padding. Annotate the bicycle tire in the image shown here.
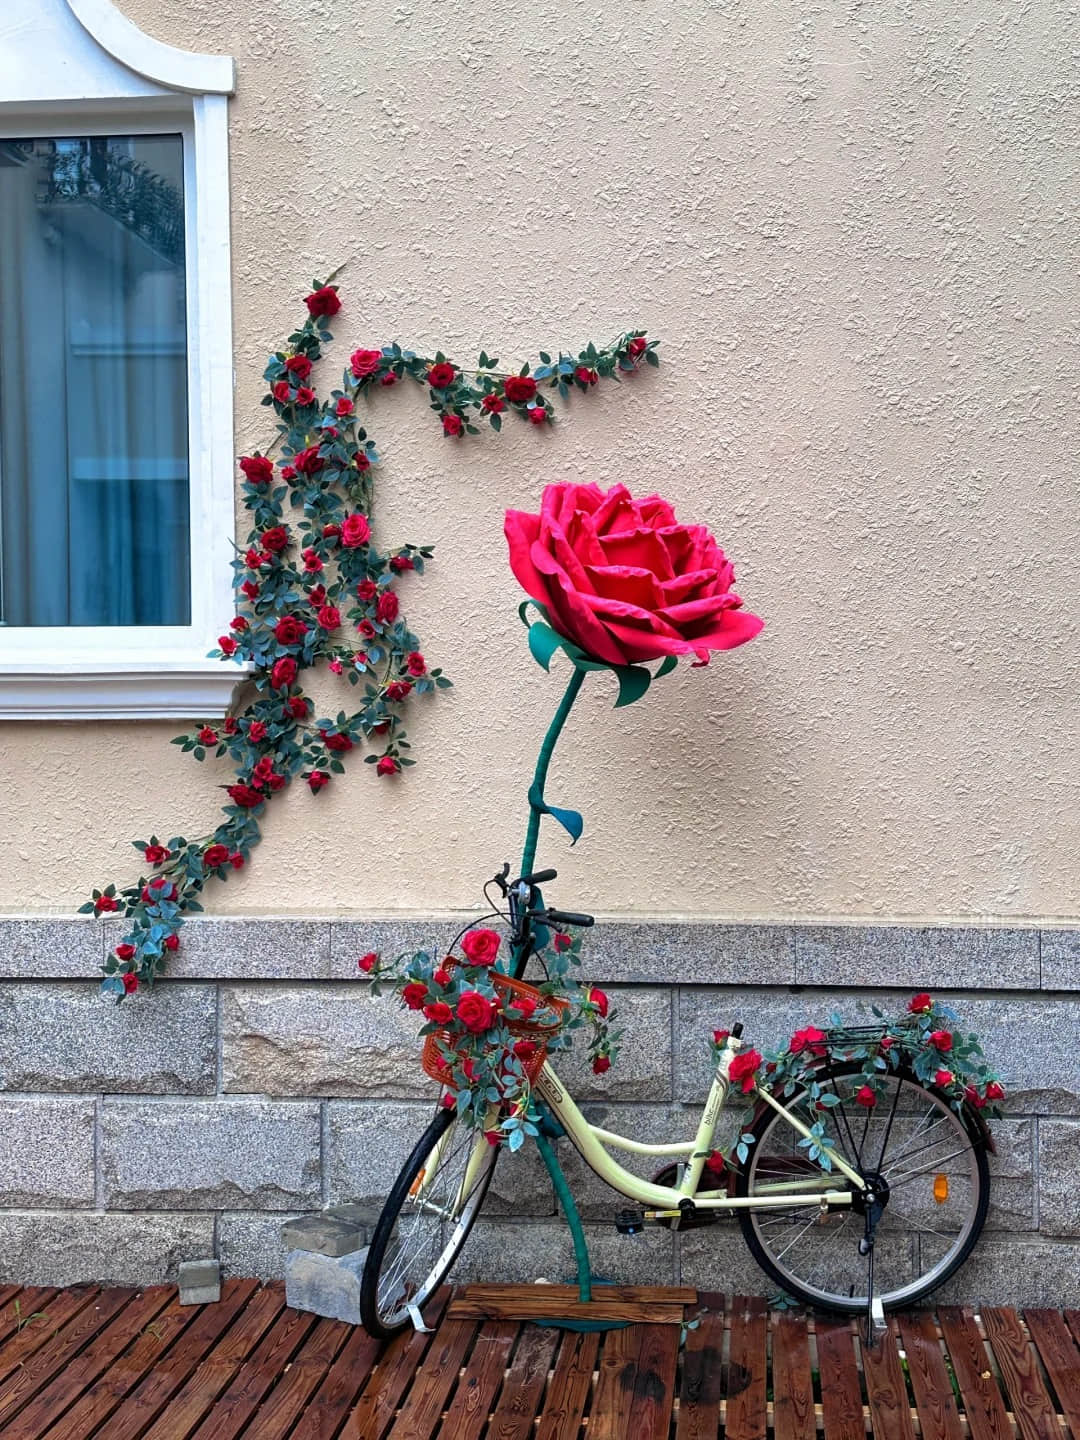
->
[734,1059,990,1313]
[360,1104,498,1339]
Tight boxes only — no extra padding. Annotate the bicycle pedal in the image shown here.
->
[615,1209,645,1235]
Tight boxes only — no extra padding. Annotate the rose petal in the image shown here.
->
[584,564,664,610]
[599,526,676,578]
[505,509,548,603]
[532,547,629,665]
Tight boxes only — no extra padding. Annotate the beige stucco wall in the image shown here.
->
[2,0,1077,921]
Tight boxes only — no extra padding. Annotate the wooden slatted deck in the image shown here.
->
[0,1281,1078,1437]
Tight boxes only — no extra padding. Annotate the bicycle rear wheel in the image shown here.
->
[734,1060,989,1312]
[360,1105,498,1339]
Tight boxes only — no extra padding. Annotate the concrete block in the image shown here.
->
[222,984,430,1098]
[178,1257,221,1305]
[796,926,1039,990]
[0,1097,95,1207]
[0,982,215,1094]
[105,917,332,980]
[218,1211,296,1281]
[0,1211,214,1286]
[1038,1120,1080,1236]
[102,1099,321,1210]
[0,918,103,979]
[556,987,672,1102]
[280,1212,369,1257]
[1041,930,1080,991]
[933,1236,1080,1306]
[285,1246,370,1323]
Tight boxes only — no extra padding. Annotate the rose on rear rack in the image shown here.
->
[359,925,619,1150]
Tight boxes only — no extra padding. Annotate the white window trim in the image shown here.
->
[0,0,244,719]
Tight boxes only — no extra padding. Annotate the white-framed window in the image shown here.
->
[0,0,238,718]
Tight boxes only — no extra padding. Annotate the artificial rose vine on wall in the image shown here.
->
[81,279,659,998]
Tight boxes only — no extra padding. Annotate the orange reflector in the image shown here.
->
[409,1169,426,1197]
[933,1173,949,1203]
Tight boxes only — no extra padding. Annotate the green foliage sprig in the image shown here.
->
[81,279,659,999]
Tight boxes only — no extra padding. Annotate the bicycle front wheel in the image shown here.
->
[360,1105,498,1339]
[735,1060,990,1312]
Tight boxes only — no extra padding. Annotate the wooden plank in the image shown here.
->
[439,1319,519,1440]
[483,1322,560,1440]
[238,1315,352,1440]
[862,1318,917,1440]
[816,1317,864,1440]
[448,1285,686,1324]
[771,1310,816,1440]
[101,1278,261,1440]
[35,1291,203,1440]
[1065,1311,1080,1350]
[0,1286,133,1431]
[937,1307,1012,1440]
[135,1282,286,1440]
[1024,1307,1080,1439]
[287,1322,384,1440]
[386,1317,478,1439]
[456,1282,695,1305]
[675,1302,725,1440]
[624,1323,680,1440]
[535,1329,601,1440]
[982,1307,1060,1440]
[0,1287,97,1384]
[2,1286,173,1440]
[186,1302,320,1440]
[335,1287,452,1440]
[726,1295,767,1440]
[896,1312,964,1440]
[0,1288,54,1347]
[589,1324,645,1440]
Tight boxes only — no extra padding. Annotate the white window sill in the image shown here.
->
[0,659,250,719]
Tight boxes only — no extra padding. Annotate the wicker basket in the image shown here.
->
[420,966,568,1087]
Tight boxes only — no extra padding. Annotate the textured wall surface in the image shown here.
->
[2,0,1078,921]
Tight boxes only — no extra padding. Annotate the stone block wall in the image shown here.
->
[1,916,1077,1303]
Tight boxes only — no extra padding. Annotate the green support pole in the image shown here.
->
[534,1125,593,1304]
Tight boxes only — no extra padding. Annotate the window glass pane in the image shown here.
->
[0,134,190,626]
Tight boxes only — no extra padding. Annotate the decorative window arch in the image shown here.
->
[0,0,237,718]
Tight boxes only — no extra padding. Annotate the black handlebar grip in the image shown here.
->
[524,868,558,886]
[545,909,595,928]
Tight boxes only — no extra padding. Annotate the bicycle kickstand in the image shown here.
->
[860,1215,887,1348]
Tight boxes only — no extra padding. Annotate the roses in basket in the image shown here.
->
[361,926,619,1149]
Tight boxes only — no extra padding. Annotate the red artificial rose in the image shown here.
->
[402,982,428,1011]
[433,967,451,986]
[368,720,387,734]
[223,717,239,736]
[935,1069,955,1089]
[274,615,308,646]
[285,354,312,380]
[506,482,764,666]
[241,580,259,600]
[504,375,537,404]
[592,1054,611,1075]
[442,413,464,437]
[341,513,371,548]
[385,680,412,702]
[305,285,341,317]
[272,380,292,403]
[94,893,119,913]
[261,526,289,553]
[527,405,548,426]
[308,770,330,792]
[441,1092,456,1109]
[855,1085,877,1108]
[229,853,245,870]
[985,1081,1005,1101]
[376,755,399,776]
[704,1150,727,1178]
[428,362,456,390]
[575,366,598,385]
[510,993,537,1019]
[197,726,219,745]
[321,729,354,753]
[358,952,378,973]
[484,1129,502,1147]
[461,928,501,966]
[115,943,136,961]
[406,651,426,676]
[280,466,297,481]
[390,555,415,572]
[553,932,571,953]
[965,1085,987,1109]
[335,396,354,418]
[713,1029,730,1046]
[358,619,377,639]
[163,932,180,950]
[296,387,316,406]
[880,1035,894,1050]
[320,525,340,543]
[268,773,286,791]
[354,453,371,473]
[248,720,268,743]
[302,550,323,574]
[239,455,274,485]
[218,636,238,657]
[245,548,265,569]
[589,986,609,1018]
[288,696,309,719]
[350,348,382,378]
[144,844,171,865]
[271,657,298,690]
[203,844,230,868]
[908,993,932,1013]
[929,1029,953,1052]
[317,605,341,630]
[294,445,324,476]
[456,990,496,1033]
[376,590,399,624]
[380,372,397,386]
[728,1049,762,1094]
[789,1025,828,1057]
[227,783,264,808]
[482,393,506,414]
[307,584,327,606]
[122,972,139,995]
[424,1001,453,1025]
[230,616,248,632]
[627,335,647,357]
[513,1039,539,1062]
[356,579,378,601]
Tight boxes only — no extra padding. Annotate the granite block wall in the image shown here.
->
[0,916,1076,1304]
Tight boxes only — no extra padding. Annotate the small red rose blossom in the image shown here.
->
[248,720,268,743]
[341,513,371,548]
[227,783,264,808]
[553,932,571,953]
[376,755,399,777]
[504,375,537,404]
[935,1069,955,1088]
[239,454,274,485]
[288,696,310,719]
[322,523,341,540]
[122,972,139,995]
[302,550,323,574]
[705,1150,726,1176]
[229,616,248,633]
[728,1049,762,1094]
[965,1085,987,1109]
[280,466,297,481]
[627,335,647,357]
[592,1054,611,1075]
[229,853,245,870]
[513,1039,539,1062]
[163,932,180,951]
[985,1081,1005,1101]
[789,1026,828,1057]
[223,717,238,736]
[929,1029,953,1052]
[261,526,289,553]
[713,1029,730,1046]
[197,726,219,745]
[456,990,497,1033]
[350,348,382,378]
[293,445,324,476]
[335,396,354,418]
[879,1035,894,1050]
[218,635,238,656]
[510,993,537,1019]
[115,943,136,961]
[428,361,456,390]
[305,285,341,317]
[406,652,426,676]
[274,615,308,646]
[402,982,428,1011]
[433,967,451,987]
[307,770,330,792]
[354,452,371,473]
[94,894,119,913]
[285,354,312,379]
[376,590,399,624]
[574,365,598,385]
[144,844,171,865]
[321,729,354,753]
[385,680,412,702]
[461,928,501,966]
[442,413,464,437]
[203,844,230,869]
[240,580,259,600]
[424,1001,453,1025]
[356,579,378,601]
[358,952,378,973]
[855,1085,877,1108]
[527,405,548,426]
[908,993,932,1013]
[271,657,298,690]
[380,372,397,386]
[317,605,342,630]
[272,380,292,403]
[482,393,506,414]
[390,555,415,572]
[588,986,609,1018]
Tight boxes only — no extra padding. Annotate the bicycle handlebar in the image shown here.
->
[541,908,595,928]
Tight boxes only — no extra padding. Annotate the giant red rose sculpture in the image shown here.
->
[506,482,763,668]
